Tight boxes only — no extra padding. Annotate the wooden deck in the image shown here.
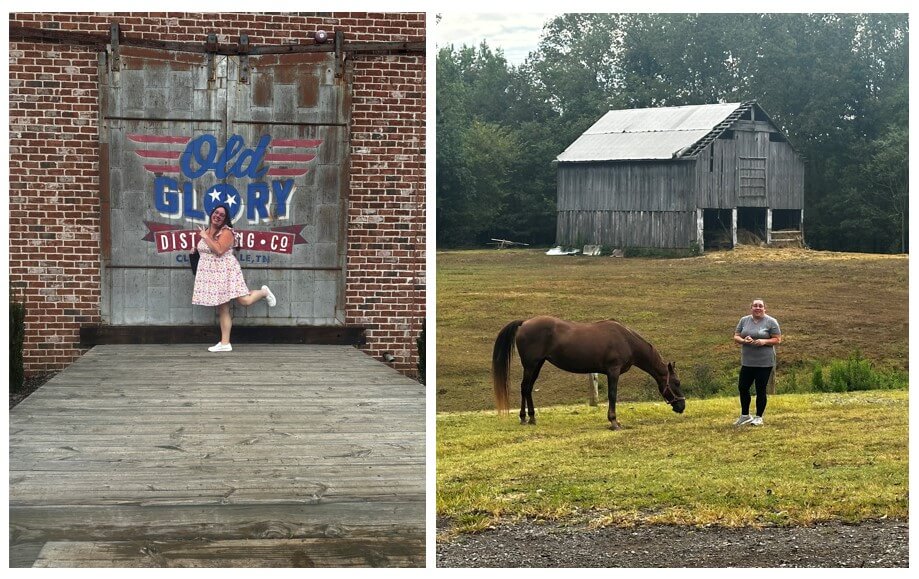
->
[9,344,425,567]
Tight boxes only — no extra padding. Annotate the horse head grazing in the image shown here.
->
[662,362,686,414]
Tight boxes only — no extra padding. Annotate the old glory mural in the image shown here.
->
[136,133,317,262]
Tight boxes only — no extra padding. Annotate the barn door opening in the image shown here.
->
[100,45,351,326]
[737,207,767,244]
[772,209,802,231]
[702,209,733,250]
[769,208,805,247]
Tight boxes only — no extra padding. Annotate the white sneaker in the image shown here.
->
[208,342,232,352]
[750,416,764,426]
[733,414,753,426]
[262,285,276,307]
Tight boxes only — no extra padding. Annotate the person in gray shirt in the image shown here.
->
[732,299,782,426]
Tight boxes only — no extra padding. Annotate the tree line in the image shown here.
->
[436,13,908,253]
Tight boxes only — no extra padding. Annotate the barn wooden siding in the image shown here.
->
[556,209,695,248]
[694,120,804,209]
[557,161,695,211]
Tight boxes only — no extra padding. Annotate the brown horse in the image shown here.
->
[492,316,685,429]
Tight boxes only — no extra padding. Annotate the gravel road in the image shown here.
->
[437,518,907,567]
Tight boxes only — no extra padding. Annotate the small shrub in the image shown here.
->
[417,321,426,385]
[688,363,723,398]
[810,352,907,393]
[689,241,703,256]
[780,367,814,394]
[811,365,826,392]
[827,355,874,391]
[10,297,25,392]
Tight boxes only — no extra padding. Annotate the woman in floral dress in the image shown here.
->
[192,204,276,352]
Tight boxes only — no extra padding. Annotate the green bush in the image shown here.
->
[811,365,826,392]
[416,321,426,385]
[10,297,25,392]
[780,366,816,394]
[827,356,871,391]
[689,241,703,256]
[810,352,906,392]
[688,363,724,398]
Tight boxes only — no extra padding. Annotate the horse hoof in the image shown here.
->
[528,418,537,425]
[520,418,527,425]
[609,422,621,431]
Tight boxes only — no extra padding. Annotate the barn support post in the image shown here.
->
[588,373,599,406]
[731,208,738,247]
[766,208,773,244]
[696,208,704,252]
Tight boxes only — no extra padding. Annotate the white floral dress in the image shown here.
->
[191,231,250,306]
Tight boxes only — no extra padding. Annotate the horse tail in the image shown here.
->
[492,320,524,414]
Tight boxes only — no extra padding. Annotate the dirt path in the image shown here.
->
[437,518,907,567]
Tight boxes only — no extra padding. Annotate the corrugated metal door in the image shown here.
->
[100,46,350,326]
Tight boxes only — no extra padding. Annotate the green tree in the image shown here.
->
[436,44,528,246]
[436,14,908,253]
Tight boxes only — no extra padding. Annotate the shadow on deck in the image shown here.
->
[9,345,425,568]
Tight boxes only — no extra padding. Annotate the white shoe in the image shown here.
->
[208,342,232,352]
[750,416,764,426]
[733,414,753,426]
[262,285,276,307]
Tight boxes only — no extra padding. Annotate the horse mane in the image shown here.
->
[601,319,651,348]
[607,320,665,373]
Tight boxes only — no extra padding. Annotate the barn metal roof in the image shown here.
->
[557,102,745,162]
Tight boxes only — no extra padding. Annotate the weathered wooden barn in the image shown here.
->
[556,101,805,251]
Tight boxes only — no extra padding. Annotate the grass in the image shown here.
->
[437,390,908,532]
[435,246,908,413]
[436,246,908,533]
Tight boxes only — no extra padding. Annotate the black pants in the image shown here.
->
[738,365,773,417]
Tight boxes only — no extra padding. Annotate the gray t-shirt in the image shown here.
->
[736,314,781,367]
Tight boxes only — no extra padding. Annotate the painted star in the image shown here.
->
[209,189,222,202]
[225,194,238,207]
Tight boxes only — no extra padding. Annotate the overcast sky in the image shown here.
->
[435,13,557,66]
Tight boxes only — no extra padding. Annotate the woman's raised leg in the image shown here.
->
[237,286,273,307]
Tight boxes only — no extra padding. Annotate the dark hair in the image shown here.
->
[209,204,233,228]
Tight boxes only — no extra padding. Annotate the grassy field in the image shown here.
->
[437,391,908,532]
[436,246,908,413]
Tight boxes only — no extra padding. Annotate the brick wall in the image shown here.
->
[8,12,426,379]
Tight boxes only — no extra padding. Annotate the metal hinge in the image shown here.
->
[238,35,250,83]
[334,30,345,79]
[205,33,218,82]
[110,23,121,72]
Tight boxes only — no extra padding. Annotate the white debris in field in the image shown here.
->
[546,246,580,256]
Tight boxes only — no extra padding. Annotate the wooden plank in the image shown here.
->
[11,500,425,543]
[33,536,425,567]
[10,543,45,569]
[9,344,424,567]
[80,325,367,346]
